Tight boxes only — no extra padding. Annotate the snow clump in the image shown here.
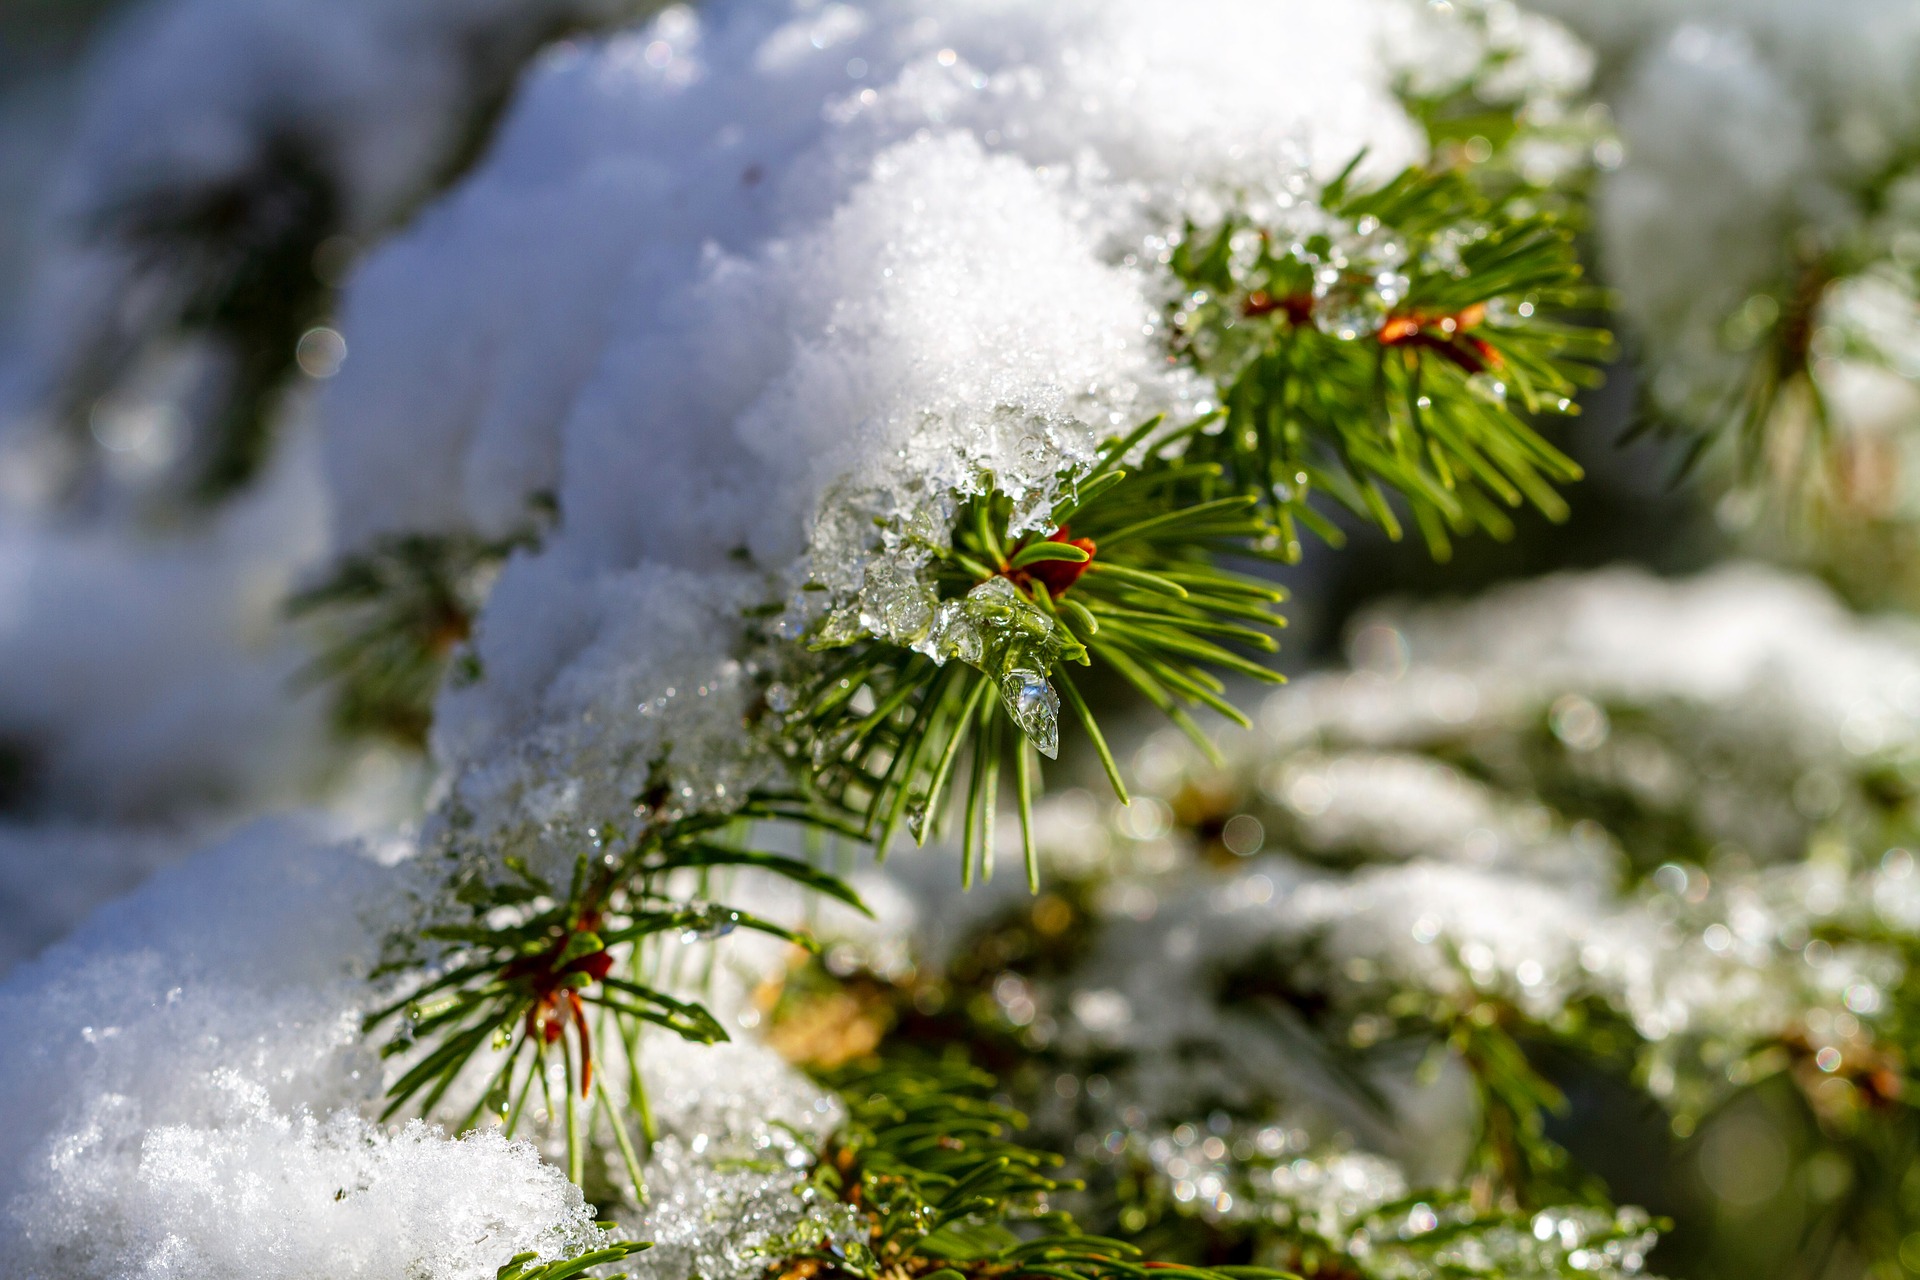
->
[318,0,1591,876]
[0,820,617,1279]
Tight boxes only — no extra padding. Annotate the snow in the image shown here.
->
[321,0,1447,554]
[1264,564,1920,789]
[0,431,333,822]
[0,427,414,979]
[322,0,1481,875]
[0,823,190,977]
[619,1039,849,1280]
[0,819,627,1279]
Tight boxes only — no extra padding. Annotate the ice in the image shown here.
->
[1002,669,1062,760]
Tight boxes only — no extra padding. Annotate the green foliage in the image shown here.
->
[793,1057,1293,1280]
[1391,22,1608,207]
[792,1049,1658,1280]
[496,1237,651,1280]
[798,418,1288,889]
[1193,1185,1659,1280]
[366,801,866,1190]
[1171,162,1609,560]
[289,530,535,748]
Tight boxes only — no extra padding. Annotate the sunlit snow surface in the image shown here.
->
[320,0,1473,878]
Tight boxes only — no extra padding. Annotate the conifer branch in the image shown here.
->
[290,529,538,747]
[781,1057,1294,1280]
[797,419,1288,882]
[1170,164,1610,561]
[495,1238,651,1280]
[367,795,868,1182]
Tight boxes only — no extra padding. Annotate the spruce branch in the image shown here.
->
[290,529,537,747]
[1637,150,1920,508]
[496,1237,651,1280]
[1170,163,1610,561]
[780,1057,1293,1280]
[366,795,868,1185]
[797,420,1287,887]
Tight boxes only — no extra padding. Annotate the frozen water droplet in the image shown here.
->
[681,903,741,943]
[1313,280,1386,342]
[914,599,983,665]
[1000,667,1060,758]
[811,725,857,769]
[815,605,864,647]
[765,682,795,714]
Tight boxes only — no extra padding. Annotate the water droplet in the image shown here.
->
[680,904,741,943]
[1000,667,1060,758]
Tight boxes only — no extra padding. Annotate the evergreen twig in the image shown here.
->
[784,1057,1295,1280]
[1171,163,1610,561]
[290,529,539,747]
[798,419,1288,881]
[495,1238,650,1280]
[366,794,868,1182]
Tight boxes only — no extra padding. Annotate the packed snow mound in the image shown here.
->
[322,0,1438,557]
[0,818,619,1279]
[21,1109,612,1280]
[319,0,1602,873]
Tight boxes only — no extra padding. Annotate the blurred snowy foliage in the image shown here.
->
[771,565,1920,1274]
[1,0,652,506]
[1527,0,1920,601]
